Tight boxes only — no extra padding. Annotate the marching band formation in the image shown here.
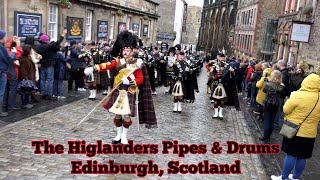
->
[82,30,240,145]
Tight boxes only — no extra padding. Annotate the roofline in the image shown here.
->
[144,0,159,6]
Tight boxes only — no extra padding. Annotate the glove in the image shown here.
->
[11,47,17,54]
[137,58,143,67]
[122,77,130,85]
[84,67,94,76]
[129,74,135,80]
[14,60,20,66]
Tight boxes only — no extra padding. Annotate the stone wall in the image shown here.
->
[254,0,285,59]
[2,0,158,46]
[298,3,320,68]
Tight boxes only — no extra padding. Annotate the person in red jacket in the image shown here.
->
[84,31,157,145]
[245,61,255,100]
[3,37,22,111]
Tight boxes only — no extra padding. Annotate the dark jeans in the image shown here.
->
[3,78,18,109]
[263,105,278,139]
[40,66,54,97]
[54,79,64,96]
[250,86,258,107]
[247,83,252,98]
[21,94,30,106]
[68,70,79,90]
[274,98,285,128]
[77,68,85,88]
[0,72,7,110]
[236,79,242,93]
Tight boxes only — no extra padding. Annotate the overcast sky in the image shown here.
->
[185,0,204,7]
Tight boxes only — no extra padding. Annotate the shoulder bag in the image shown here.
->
[280,93,319,139]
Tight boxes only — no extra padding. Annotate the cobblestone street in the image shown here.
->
[0,70,270,180]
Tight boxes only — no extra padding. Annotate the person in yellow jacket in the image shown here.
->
[271,74,320,180]
[254,63,272,119]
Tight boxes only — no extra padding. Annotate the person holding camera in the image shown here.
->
[36,29,67,100]
[0,30,17,116]
[259,70,284,142]
[3,36,22,111]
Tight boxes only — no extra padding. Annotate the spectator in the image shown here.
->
[68,40,85,91]
[237,63,246,95]
[18,45,36,109]
[3,36,22,111]
[271,74,320,180]
[274,60,291,129]
[290,64,307,92]
[24,36,42,103]
[53,45,67,98]
[245,61,255,100]
[0,29,16,117]
[77,44,88,91]
[37,29,67,100]
[259,70,284,141]
[249,63,263,110]
[255,63,272,120]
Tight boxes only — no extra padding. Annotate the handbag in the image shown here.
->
[280,93,319,139]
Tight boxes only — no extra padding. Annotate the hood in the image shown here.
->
[299,74,320,92]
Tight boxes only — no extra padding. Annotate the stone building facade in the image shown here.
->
[298,0,320,71]
[0,0,159,46]
[156,0,188,47]
[197,0,238,56]
[275,0,318,68]
[181,6,202,52]
[233,0,284,61]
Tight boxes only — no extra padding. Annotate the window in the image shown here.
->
[85,10,93,41]
[110,14,115,39]
[48,4,58,41]
[126,17,131,30]
[148,20,151,37]
[139,19,142,37]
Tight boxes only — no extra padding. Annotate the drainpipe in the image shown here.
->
[4,0,8,32]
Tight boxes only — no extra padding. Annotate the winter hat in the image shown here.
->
[0,29,6,40]
[40,34,50,43]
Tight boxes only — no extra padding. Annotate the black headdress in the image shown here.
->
[175,44,181,51]
[111,31,138,58]
[168,47,176,54]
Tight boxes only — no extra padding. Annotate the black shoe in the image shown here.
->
[112,139,121,144]
[173,111,177,113]
[259,136,270,142]
[178,111,182,113]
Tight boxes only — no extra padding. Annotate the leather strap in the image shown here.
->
[300,93,320,126]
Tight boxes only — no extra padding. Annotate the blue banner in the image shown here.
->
[97,20,108,38]
[14,11,42,38]
[132,23,139,34]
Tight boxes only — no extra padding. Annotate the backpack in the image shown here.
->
[264,91,280,107]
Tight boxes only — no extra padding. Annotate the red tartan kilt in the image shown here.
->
[103,89,137,117]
